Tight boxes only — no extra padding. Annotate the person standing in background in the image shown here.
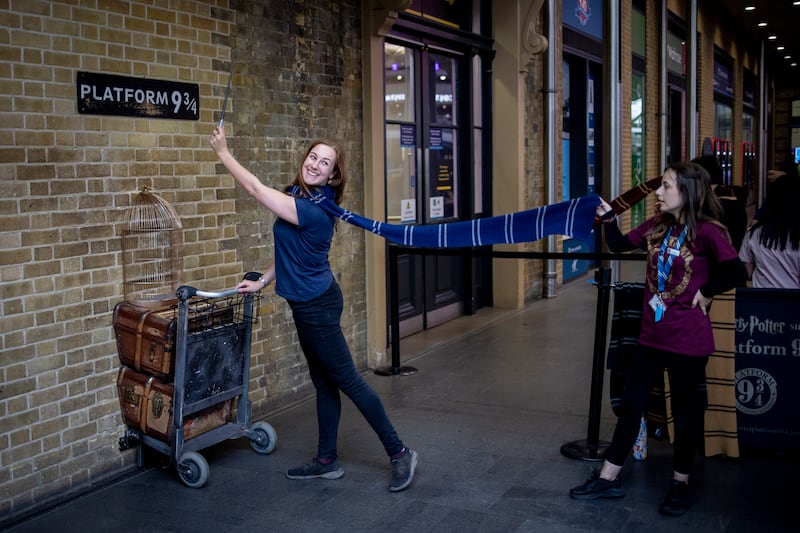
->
[692,155,747,249]
[570,162,747,516]
[739,174,800,288]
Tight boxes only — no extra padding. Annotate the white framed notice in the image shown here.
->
[429,196,444,219]
[400,199,416,223]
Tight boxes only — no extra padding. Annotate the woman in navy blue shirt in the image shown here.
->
[210,126,418,492]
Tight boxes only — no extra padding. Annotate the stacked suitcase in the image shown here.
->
[113,301,234,444]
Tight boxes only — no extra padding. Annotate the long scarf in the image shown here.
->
[290,186,599,247]
[594,175,663,225]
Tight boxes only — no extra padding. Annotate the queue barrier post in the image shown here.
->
[560,266,613,461]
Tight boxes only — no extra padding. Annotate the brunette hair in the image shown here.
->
[285,139,347,205]
[647,161,725,243]
[752,174,800,251]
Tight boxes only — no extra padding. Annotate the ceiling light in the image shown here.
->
[758,22,767,27]
[745,5,755,11]
[785,55,793,60]
[768,35,777,40]
[778,46,785,51]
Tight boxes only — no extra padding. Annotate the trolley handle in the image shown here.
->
[176,272,262,301]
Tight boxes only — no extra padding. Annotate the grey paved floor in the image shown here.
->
[4,278,797,532]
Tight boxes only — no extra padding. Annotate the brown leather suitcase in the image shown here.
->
[113,301,233,380]
[116,366,231,442]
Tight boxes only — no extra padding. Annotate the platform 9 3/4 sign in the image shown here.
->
[77,71,199,120]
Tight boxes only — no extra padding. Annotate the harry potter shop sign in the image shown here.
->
[735,288,800,450]
[77,71,199,120]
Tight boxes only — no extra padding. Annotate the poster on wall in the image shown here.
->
[735,288,800,450]
[428,127,455,219]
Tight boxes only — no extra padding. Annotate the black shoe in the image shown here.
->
[286,458,344,480]
[659,479,690,516]
[569,470,625,500]
[388,449,418,492]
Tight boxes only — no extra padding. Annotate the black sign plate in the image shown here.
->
[77,71,199,120]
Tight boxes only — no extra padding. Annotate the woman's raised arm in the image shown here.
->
[210,126,299,225]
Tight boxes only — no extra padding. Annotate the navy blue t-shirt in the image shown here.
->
[273,197,335,302]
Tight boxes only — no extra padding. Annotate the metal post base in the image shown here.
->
[560,439,610,462]
[374,365,418,376]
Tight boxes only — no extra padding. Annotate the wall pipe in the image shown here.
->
[660,0,668,170]
[544,0,558,298]
[758,41,767,204]
[606,0,621,202]
[686,0,698,159]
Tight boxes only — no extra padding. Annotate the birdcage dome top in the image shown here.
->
[124,187,182,231]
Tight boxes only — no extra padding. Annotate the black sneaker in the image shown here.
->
[569,470,625,500]
[388,449,418,492]
[286,458,344,480]
[659,479,690,516]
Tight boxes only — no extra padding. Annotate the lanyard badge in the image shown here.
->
[651,225,687,322]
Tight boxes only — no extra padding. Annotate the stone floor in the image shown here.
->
[4,277,797,532]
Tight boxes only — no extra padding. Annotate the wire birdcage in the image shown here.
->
[121,187,184,307]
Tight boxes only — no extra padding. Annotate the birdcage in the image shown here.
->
[121,187,184,307]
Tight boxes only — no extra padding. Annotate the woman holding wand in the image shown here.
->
[210,126,418,492]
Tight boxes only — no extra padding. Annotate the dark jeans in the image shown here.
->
[287,281,404,460]
[605,346,708,475]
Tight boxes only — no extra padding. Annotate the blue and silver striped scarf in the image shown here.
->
[290,186,599,247]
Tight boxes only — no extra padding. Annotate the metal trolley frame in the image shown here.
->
[119,283,277,488]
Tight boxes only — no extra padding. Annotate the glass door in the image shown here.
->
[385,42,465,336]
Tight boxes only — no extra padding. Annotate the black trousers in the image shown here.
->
[605,346,708,475]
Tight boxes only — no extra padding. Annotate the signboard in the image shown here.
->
[400,124,416,148]
[77,71,199,120]
[563,0,603,40]
[631,73,645,226]
[735,288,800,449]
[561,238,591,282]
[586,75,595,194]
[400,199,416,223]
[429,196,444,219]
[428,127,455,219]
[666,32,684,75]
[407,0,464,30]
[713,61,734,98]
[743,70,756,108]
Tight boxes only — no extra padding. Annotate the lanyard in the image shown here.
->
[657,225,687,293]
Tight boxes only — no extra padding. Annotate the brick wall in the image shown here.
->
[0,0,363,524]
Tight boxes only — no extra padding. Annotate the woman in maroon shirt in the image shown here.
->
[570,162,747,516]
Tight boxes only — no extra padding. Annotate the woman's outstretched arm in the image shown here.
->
[210,126,299,225]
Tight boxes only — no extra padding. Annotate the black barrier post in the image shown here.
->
[560,266,612,461]
[375,245,418,376]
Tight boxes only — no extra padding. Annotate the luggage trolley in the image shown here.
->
[118,281,277,488]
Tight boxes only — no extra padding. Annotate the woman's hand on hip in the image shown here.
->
[691,289,712,316]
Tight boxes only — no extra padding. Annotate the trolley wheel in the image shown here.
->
[249,421,277,454]
[177,451,209,488]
